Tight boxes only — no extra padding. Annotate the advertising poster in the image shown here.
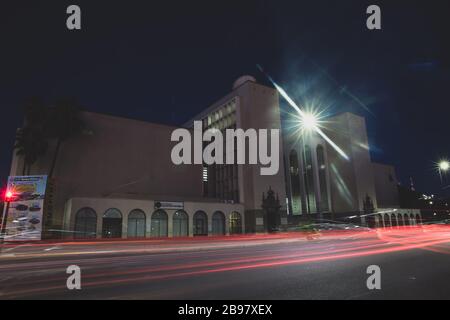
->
[4,175,48,241]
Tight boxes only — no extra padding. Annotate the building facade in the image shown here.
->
[8,75,412,239]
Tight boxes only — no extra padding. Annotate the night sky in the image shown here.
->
[1,0,449,194]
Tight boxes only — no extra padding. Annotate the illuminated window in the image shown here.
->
[203,166,208,182]
[229,211,242,234]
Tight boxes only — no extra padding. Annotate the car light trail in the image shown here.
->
[2,226,450,298]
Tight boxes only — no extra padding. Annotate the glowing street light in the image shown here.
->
[439,160,449,172]
[437,159,450,186]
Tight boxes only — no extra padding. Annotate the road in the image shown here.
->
[1,226,450,299]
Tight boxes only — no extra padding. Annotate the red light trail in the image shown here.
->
[1,225,449,298]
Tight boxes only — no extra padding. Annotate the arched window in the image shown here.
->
[410,214,416,225]
[316,145,329,212]
[289,150,302,215]
[127,209,146,238]
[367,215,376,229]
[398,214,404,226]
[229,211,242,235]
[151,210,168,237]
[384,213,391,228]
[303,145,316,213]
[415,214,421,225]
[391,213,398,227]
[173,210,188,237]
[376,214,383,228]
[193,211,208,236]
[212,211,225,235]
[74,208,97,239]
[102,208,122,238]
[404,214,410,226]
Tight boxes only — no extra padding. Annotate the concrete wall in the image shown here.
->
[325,112,377,213]
[234,81,287,212]
[10,112,203,227]
[373,162,400,208]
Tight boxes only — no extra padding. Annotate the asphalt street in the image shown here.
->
[1,226,450,299]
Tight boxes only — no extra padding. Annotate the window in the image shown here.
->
[193,211,208,236]
[127,209,146,238]
[289,150,302,215]
[74,208,97,239]
[316,145,329,212]
[229,211,242,234]
[303,145,317,213]
[203,166,208,182]
[212,211,225,235]
[102,208,123,238]
[151,210,168,237]
[173,210,188,237]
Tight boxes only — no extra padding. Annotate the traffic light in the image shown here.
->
[5,190,13,201]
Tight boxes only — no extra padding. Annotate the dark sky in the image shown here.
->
[1,0,449,194]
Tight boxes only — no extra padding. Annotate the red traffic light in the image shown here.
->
[5,190,13,201]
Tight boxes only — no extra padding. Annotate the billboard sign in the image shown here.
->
[4,175,48,241]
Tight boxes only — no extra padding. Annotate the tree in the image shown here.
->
[14,126,48,175]
[14,97,49,175]
[13,97,85,177]
[46,98,84,179]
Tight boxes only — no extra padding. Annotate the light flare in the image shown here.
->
[257,64,349,160]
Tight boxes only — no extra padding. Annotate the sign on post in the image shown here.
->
[4,176,48,241]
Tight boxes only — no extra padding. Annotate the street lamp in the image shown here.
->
[438,160,449,185]
[439,160,449,172]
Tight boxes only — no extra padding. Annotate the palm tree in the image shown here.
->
[14,97,49,175]
[46,98,84,179]
[14,126,48,175]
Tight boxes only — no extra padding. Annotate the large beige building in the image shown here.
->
[8,75,407,239]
